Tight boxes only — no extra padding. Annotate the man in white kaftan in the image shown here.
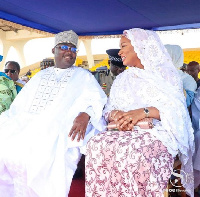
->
[0,30,107,197]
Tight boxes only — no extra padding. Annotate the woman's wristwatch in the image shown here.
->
[144,107,149,118]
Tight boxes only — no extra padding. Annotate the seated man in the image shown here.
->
[0,30,107,197]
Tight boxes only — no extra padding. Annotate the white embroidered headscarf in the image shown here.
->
[104,28,194,196]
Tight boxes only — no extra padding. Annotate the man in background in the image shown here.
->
[98,49,126,96]
[4,61,25,92]
[106,49,126,77]
[186,61,200,89]
[0,56,17,114]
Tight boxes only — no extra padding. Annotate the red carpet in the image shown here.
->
[68,178,85,197]
[69,155,85,197]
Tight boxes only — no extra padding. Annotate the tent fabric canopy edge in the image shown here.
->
[1,0,200,36]
[1,10,200,37]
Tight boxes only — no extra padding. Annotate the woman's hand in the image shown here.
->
[108,110,124,123]
[116,107,160,131]
[68,112,90,142]
[116,109,144,131]
[108,107,160,131]
[108,109,143,131]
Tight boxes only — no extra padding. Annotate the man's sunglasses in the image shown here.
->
[4,69,17,74]
[55,45,78,53]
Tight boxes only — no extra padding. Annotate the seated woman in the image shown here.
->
[0,72,17,114]
[85,28,194,196]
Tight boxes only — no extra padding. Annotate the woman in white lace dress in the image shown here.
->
[85,28,194,197]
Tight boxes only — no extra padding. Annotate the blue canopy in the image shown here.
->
[0,0,200,35]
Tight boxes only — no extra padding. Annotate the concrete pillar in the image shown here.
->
[1,42,11,70]
[0,30,28,70]
[12,40,29,69]
[82,39,94,68]
[77,39,81,48]
[0,31,11,70]
[0,29,49,71]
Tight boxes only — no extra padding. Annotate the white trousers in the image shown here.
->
[0,147,81,197]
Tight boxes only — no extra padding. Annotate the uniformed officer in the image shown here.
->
[99,49,126,96]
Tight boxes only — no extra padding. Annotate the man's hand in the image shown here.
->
[68,112,90,142]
